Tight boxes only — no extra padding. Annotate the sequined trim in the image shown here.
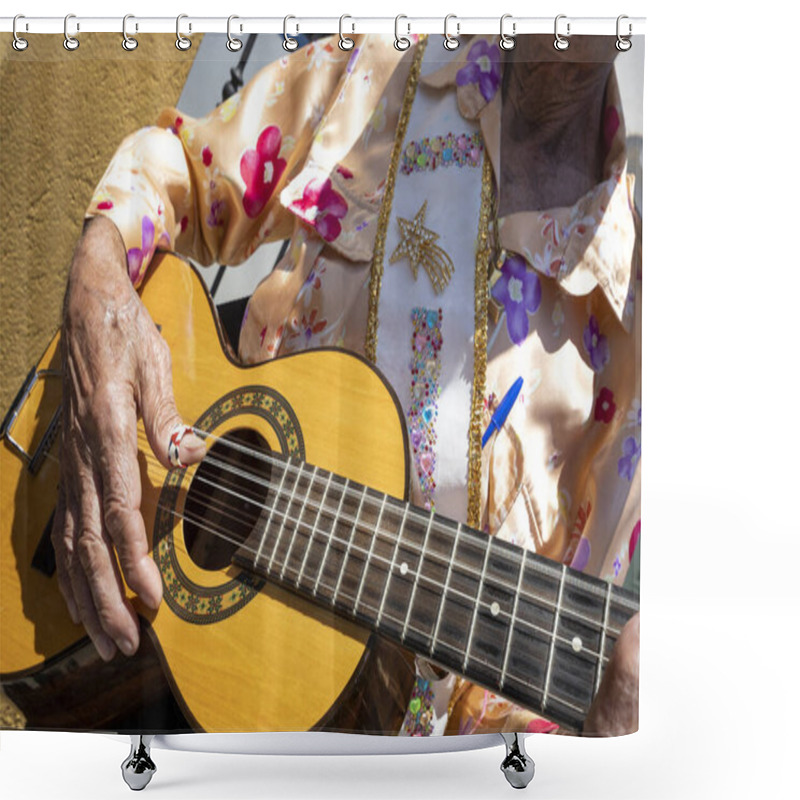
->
[467,157,494,529]
[400,131,484,175]
[401,677,436,736]
[408,308,443,511]
[365,35,428,363]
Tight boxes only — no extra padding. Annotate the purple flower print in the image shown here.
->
[583,315,610,372]
[127,215,155,284]
[456,39,501,104]
[618,436,640,481]
[491,254,541,345]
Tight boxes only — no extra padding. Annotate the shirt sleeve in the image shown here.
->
[85,36,353,286]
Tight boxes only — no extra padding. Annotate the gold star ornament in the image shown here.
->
[389,200,454,294]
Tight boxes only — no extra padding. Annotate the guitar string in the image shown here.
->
[170,466,618,660]
[154,499,606,711]
[132,427,639,617]
[38,446,614,709]
[183,450,628,641]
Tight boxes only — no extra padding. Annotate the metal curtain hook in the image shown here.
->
[499,13,516,51]
[227,15,243,52]
[283,15,298,51]
[339,15,355,51]
[63,14,79,51]
[394,15,411,51]
[176,14,192,50]
[12,15,28,51]
[122,15,138,51]
[554,14,570,51]
[616,14,632,51]
[443,14,460,51]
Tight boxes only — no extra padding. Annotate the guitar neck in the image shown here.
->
[233,455,638,731]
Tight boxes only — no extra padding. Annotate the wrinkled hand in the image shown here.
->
[583,613,639,736]
[53,216,205,661]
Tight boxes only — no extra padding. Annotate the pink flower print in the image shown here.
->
[298,309,327,342]
[583,315,610,372]
[289,178,348,242]
[126,215,155,284]
[336,164,354,180]
[240,125,287,219]
[594,387,616,423]
[202,145,213,167]
[629,520,641,562]
[179,215,188,233]
[526,719,559,734]
[96,200,113,211]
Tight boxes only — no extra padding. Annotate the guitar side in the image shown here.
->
[1,253,411,732]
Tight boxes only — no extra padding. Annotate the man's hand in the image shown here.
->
[53,216,205,661]
[583,612,639,736]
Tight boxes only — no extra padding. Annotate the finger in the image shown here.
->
[73,457,141,658]
[51,485,79,625]
[94,384,162,610]
[137,332,205,469]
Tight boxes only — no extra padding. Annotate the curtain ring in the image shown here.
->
[339,14,355,51]
[12,15,28,51]
[394,14,411,51]
[227,15,243,52]
[554,14,570,51]
[616,15,632,51]
[283,15,298,51]
[176,14,192,51]
[443,14,459,51]
[499,13,516,51]
[63,13,79,51]
[122,14,138,51]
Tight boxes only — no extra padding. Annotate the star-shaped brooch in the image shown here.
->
[389,200,454,294]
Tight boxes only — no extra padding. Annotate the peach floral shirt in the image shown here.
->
[88,33,641,736]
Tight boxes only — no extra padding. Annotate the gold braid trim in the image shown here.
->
[466,156,494,528]
[364,35,428,363]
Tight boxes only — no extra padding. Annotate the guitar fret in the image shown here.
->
[429,522,460,657]
[253,460,291,568]
[462,535,491,673]
[313,478,350,597]
[332,485,367,606]
[498,543,526,691]
[376,505,407,626]
[541,564,567,711]
[354,493,386,615]
[296,471,332,589]
[281,465,317,581]
[401,509,435,645]
[267,462,304,574]
[595,580,613,694]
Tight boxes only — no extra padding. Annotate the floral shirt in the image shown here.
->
[88,34,641,736]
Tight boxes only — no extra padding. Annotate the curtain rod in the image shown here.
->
[1,15,646,37]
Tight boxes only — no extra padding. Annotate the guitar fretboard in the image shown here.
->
[232,455,638,730]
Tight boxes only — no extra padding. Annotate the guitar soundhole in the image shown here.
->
[183,428,272,571]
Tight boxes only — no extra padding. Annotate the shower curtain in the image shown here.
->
[0,26,642,741]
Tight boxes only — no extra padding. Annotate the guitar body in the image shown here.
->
[1,253,412,732]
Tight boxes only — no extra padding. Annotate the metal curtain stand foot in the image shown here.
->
[121,734,156,791]
[499,733,535,789]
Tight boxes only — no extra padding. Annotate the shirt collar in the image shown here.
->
[421,35,637,330]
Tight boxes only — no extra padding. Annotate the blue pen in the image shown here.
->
[482,377,523,448]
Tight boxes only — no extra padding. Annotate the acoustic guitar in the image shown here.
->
[0,253,638,734]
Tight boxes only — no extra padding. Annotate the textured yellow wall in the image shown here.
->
[0,33,199,729]
[0,34,199,412]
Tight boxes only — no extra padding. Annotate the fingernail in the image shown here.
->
[118,637,136,657]
[180,432,207,461]
[96,635,116,662]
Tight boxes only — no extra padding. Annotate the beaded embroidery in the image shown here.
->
[408,308,443,511]
[400,132,484,175]
[400,677,436,736]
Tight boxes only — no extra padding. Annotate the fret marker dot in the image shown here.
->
[490,601,500,617]
[400,562,409,576]
[571,636,583,653]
